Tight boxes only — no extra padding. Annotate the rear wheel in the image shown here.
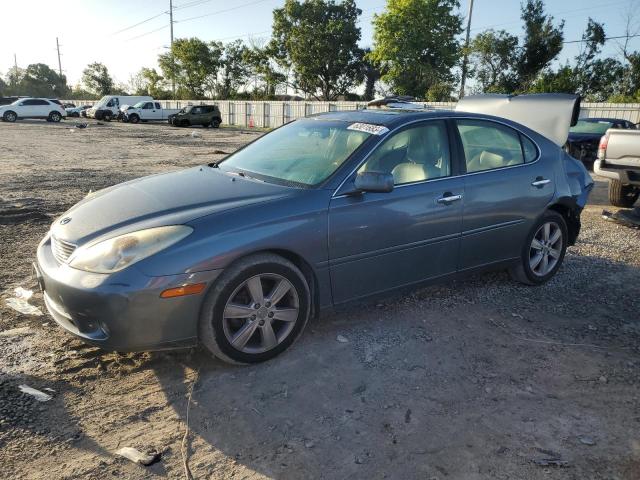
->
[211,119,221,128]
[510,210,568,286]
[608,179,639,208]
[199,253,311,364]
[48,111,62,123]
[3,111,17,122]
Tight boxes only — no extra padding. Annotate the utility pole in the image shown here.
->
[458,0,474,99]
[169,0,175,100]
[56,37,63,77]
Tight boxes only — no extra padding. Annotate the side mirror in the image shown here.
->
[354,171,394,193]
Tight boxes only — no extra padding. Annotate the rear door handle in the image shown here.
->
[531,178,551,187]
[437,193,463,205]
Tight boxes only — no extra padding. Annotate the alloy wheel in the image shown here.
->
[222,274,299,354]
[529,221,563,276]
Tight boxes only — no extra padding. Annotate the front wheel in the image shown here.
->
[3,111,17,122]
[608,179,639,208]
[129,114,140,124]
[103,112,112,122]
[510,210,568,286]
[199,253,311,364]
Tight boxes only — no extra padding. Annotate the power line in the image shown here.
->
[174,0,214,10]
[469,0,632,32]
[127,24,169,41]
[563,33,640,44]
[112,11,168,35]
[176,0,275,23]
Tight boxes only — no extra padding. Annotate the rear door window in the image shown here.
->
[456,120,526,173]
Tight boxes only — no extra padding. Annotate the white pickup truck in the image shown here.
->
[122,101,181,124]
[595,129,640,207]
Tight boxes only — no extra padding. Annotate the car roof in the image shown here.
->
[311,108,516,129]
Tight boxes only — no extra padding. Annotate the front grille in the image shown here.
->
[51,236,77,264]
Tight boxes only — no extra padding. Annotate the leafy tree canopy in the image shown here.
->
[370,0,462,99]
[270,0,363,100]
[158,37,223,99]
[82,62,114,96]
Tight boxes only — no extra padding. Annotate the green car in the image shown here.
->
[168,105,222,128]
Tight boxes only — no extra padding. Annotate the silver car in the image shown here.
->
[35,94,593,364]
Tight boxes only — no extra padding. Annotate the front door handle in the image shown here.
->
[437,193,463,205]
[531,177,551,188]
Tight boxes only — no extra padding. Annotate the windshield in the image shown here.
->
[95,96,109,107]
[133,101,146,108]
[570,120,613,135]
[220,119,373,186]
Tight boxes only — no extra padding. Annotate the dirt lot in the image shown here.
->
[0,119,639,480]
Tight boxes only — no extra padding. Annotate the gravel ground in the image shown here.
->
[0,119,639,480]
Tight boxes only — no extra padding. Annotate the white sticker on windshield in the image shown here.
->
[347,123,389,136]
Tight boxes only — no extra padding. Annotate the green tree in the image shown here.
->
[270,0,363,100]
[0,74,6,96]
[130,68,169,98]
[19,63,70,98]
[468,29,519,93]
[516,0,564,89]
[4,66,25,95]
[82,62,114,96]
[216,40,251,98]
[573,18,606,98]
[360,48,381,101]
[243,44,288,98]
[370,0,462,98]
[158,38,223,99]
[529,65,578,94]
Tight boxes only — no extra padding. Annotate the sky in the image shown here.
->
[0,0,638,88]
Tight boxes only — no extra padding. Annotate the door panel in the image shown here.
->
[329,177,464,303]
[455,119,554,270]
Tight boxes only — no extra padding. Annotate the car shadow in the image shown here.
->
[144,252,640,479]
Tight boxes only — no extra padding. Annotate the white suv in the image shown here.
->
[0,98,67,123]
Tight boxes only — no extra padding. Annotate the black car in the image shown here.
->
[0,96,22,106]
[566,117,637,165]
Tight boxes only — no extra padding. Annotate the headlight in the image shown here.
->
[68,225,193,274]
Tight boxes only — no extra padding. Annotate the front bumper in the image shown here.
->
[595,160,640,186]
[35,234,222,352]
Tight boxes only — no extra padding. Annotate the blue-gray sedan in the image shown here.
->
[35,101,593,363]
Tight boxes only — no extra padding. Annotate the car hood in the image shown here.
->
[50,166,297,246]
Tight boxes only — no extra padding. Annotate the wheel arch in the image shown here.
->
[547,199,580,246]
[213,248,320,319]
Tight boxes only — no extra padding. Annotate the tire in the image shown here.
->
[129,114,140,124]
[199,253,311,364]
[103,112,112,122]
[3,111,17,122]
[211,119,221,128]
[509,210,568,286]
[181,120,190,127]
[48,111,62,123]
[608,179,639,208]
[70,112,79,118]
